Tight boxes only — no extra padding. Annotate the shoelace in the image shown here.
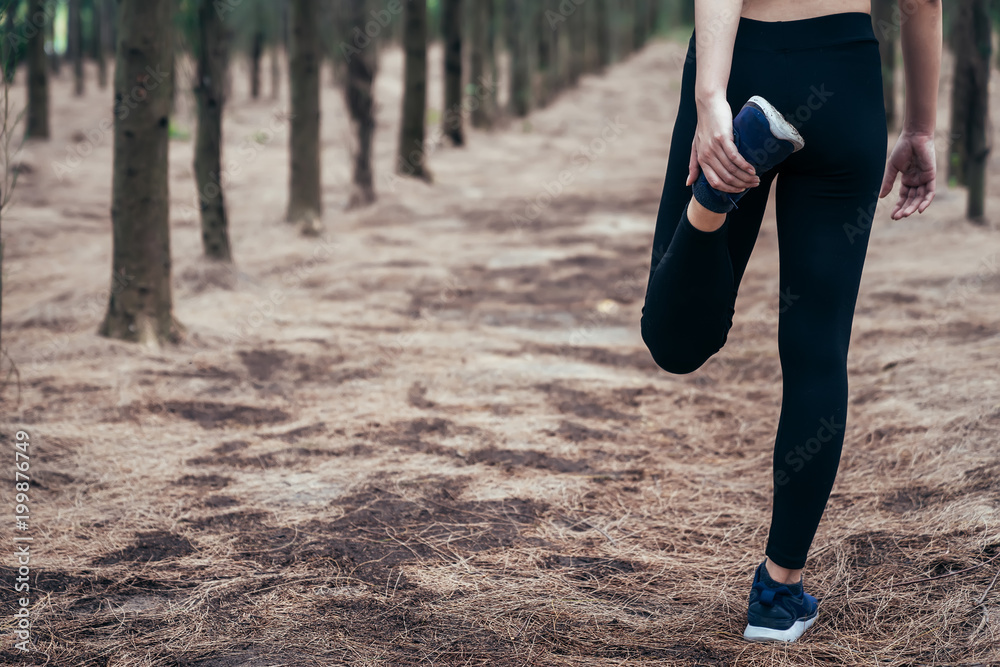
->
[751,579,796,607]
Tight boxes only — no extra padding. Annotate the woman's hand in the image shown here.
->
[879,131,936,220]
[686,92,759,192]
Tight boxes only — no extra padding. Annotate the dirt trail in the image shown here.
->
[1,39,999,666]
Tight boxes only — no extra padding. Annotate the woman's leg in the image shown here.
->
[764,172,883,572]
[640,178,774,374]
[641,37,777,374]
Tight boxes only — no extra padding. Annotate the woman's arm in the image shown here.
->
[879,0,942,219]
[686,0,759,192]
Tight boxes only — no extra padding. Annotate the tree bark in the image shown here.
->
[45,0,59,75]
[469,0,490,127]
[194,0,232,260]
[100,0,180,345]
[69,0,83,95]
[250,28,263,99]
[26,0,49,139]
[618,0,634,58]
[964,0,990,221]
[507,0,531,116]
[397,0,431,180]
[547,0,564,95]
[287,0,322,227]
[95,0,108,89]
[534,0,551,106]
[270,46,281,99]
[949,1,973,186]
[486,0,498,121]
[871,0,896,130]
[3,1,18,83]
[594,0,610,69]
[568,0,584,86]
[346,0,376,208]
[442,0,464,145]
[633,0,647,50]
[680,0,694,25]
[271,1,283,100]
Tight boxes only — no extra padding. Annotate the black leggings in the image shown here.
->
[640,13,887,570]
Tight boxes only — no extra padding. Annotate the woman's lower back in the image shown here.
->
[741,0,871,21]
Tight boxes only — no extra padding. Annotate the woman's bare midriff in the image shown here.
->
[741,0,871,21]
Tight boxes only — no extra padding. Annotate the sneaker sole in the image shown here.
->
[745,95,805,152]
[742,611,818,643]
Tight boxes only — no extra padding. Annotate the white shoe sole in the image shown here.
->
[743,611,818,643]
[746,95,805,152]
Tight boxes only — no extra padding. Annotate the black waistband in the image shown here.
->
[694,12,879,52]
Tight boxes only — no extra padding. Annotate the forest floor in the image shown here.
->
[1,36,1000,666]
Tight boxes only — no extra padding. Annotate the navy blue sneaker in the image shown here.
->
[743,560,819,642]
[692,95,805,214]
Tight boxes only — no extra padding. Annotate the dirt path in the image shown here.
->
[1,39,999,666]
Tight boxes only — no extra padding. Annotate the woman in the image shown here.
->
[639,0,941,643]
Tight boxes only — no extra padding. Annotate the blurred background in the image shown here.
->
[0,1,998,665]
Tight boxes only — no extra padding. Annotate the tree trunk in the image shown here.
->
[45,0,59,75]
[194,0,232,260]
[568,1,584,86]
[507,0,531,116]
[680,0,694,25]
[3,2,18,83]
[633,0,648,50]
[949,1,973,186]
[270,46,281,99]
[69,0,84,95]
[346,0,376,208]
[618,0,634,58]
[250,28,263,99]
[547,0,564,95]
[595,0,610,69]
[442,0,464,145]
[100,0,180,345]
[469,0,489,127]
[871,0,896,130]
[271,0,283,100]
[397,0,431,180]
[648,0,660,37]
[95,0,108,88]
[535,0,551,106]
[287,0,322,228]
[26,0,49,139]
[486,0,498,121]
[964,0,991,222]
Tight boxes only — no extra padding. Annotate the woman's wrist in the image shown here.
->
[901,124,935,138]
[695,86,726,109]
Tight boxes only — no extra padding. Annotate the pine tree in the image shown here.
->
[441,0,464,145]
[507,0,531,116]
[346,0,377,207]
[397,0,431,181]
[100,0,180,345]
[69,0,84,95]
[194,0,233,260]
[26,0,49,139]
[287,0,323,229]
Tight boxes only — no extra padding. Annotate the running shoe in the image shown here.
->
[742,560,819,643]
[692,95,805,214]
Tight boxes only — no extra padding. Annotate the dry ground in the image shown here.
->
[1,35,999,666]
